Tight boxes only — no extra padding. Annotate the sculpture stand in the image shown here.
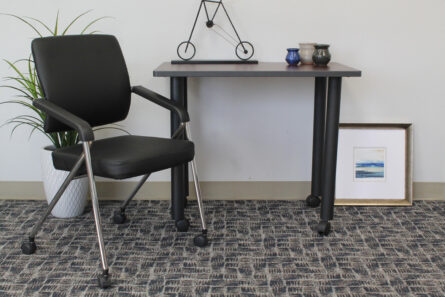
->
[175,0,256,63]
[171,60,258,65]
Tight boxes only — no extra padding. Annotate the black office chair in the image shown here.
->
[20,35,208,288]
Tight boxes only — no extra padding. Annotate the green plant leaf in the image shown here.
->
[4,75,33,85]
[93,126,130,135]
[10,58,33,64]
[11,94,34,100]
[0,85,34,100]
[0,100,44,118]
[4,60,30,84]
[24,16,54,35]
[28,125,41,140]
[4,119,44,139]
[5,77,38,98]
[49,132,61,148]
[4,60,39,97]
[61,9,92,35]
[5,75,38,98]
[7,121,35,137]
[3,115,44,141]
[4,77,33,94]
[10,114,44,124]
[34,68,43,96]
[54,10,59,35]
[80,16,112,34]
[27,55,36,87]
[0,13,43,37]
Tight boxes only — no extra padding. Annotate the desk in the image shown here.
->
[153,62,361,235]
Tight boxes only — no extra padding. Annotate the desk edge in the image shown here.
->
[153,70,362,78]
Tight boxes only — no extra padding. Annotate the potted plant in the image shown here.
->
[1,11,124,218]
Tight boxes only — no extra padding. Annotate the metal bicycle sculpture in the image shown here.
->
[177,0,255,61]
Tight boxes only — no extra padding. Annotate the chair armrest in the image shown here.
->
[33,99,94,141]
[132,86,190,122]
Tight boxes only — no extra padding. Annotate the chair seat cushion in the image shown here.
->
[52,135,194,179]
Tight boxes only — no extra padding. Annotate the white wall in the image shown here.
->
[0,0,444,183]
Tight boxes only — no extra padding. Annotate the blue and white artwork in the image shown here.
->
[354,148,386,181]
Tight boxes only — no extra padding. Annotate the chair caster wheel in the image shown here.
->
[306,195,321,207]
[113,210,126,224]
[21,240,36,255]
[175,219,190,232]
[194,233,208,247]
[97,273,111,289]
[317,221,331,236]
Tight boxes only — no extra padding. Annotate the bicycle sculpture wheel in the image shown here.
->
[177,0,255,62]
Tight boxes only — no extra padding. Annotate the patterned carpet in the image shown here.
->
[0,199,445,297]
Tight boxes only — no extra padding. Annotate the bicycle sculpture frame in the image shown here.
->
[177,0,255,61]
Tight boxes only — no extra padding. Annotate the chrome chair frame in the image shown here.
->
[21,120,208,288]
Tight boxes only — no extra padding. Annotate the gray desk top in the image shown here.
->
[153,62,361,78]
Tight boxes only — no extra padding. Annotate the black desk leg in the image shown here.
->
[170,77,189,232]
[318,77,342,236]
[183,88,189,200]
[306,77,327,208]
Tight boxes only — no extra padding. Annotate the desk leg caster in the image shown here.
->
[194,229,208,247]
[97,270,111,289]
[306,195,321,208]
[175,218,190,232]
[317,221,331,236]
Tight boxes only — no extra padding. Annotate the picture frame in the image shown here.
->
[335,123,413,206]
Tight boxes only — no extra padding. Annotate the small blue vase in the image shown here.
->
[286,48,300,66]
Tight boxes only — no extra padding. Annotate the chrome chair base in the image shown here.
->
[20,238,37,255]
[98,270,111,289]
[113,210,127,224]
[20,124,209,289]
[193,229,209,247]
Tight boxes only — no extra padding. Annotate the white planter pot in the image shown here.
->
[41,146,88,218]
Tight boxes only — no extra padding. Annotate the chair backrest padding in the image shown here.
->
[32,35,131,132]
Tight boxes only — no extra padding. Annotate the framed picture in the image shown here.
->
[335,123,413,206]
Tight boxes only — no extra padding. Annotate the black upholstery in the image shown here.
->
[31,35,195,179]
[32,35,131,133]
[52,135,194,180]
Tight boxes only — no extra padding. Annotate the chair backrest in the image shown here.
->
[32,35,131,133]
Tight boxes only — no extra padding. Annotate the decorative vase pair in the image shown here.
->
[286,44,331,66]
